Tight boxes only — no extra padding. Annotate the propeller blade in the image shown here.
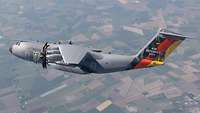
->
[41,42,49,69]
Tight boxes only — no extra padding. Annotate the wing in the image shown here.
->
[58,45,89,65]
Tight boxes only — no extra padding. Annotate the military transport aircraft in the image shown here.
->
[9,29,187,74]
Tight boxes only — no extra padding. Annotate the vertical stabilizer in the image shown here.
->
[131,29,187,69]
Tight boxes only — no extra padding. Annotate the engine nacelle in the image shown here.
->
[47,54,63,62]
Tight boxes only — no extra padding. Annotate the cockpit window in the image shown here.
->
[16,41,21,46]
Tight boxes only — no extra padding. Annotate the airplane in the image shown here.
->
[9,29,187,74]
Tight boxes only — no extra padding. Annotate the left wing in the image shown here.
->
[58,45,89,65]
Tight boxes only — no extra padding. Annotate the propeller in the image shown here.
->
[40,42,49,69]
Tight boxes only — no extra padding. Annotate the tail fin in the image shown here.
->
[132,29,187,69]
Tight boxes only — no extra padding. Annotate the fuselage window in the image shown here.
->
[33,51,41,63]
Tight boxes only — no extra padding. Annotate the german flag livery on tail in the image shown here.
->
[131,29,187,69]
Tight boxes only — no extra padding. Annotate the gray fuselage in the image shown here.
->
[9,41,135,74]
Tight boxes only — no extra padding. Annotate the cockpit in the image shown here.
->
[15,41,27,46]
[15,41,21,46]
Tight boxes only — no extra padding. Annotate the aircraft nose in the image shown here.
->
[9,45,13,54]
[9,41,35,61]
[9,42,25,58]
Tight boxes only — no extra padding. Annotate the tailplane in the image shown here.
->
[132,29,187,69]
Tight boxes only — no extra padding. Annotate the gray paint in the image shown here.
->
[9,29,187,74]
[9,41,134,74]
